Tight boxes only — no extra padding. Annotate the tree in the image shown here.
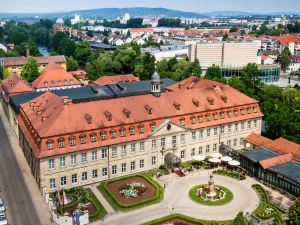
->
[240,63,262,98]
[222,33,229,41]
[139,52,155,80]
[66,56,79,71]
[21,57,39,82]
[272,212,286,225]
[288,198,300,225]
[85,61,98,81]
[16,41,40,57]
[192,59,202,76]
[57,38,76,57]
[279,47,291,73]
[232,212,252,225]
[126,18,144,28]
[75,41,93,66]
[51,32,68,51]
[205,64,221,80]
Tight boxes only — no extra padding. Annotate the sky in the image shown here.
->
[0,0,299,14]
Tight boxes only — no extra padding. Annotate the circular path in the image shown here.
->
[93,171,260,225]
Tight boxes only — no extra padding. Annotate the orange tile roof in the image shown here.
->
[92,74,140,86]
[1,73,34,98]
[18,79,263,158]
[259,153,293,169]
[245,132,274,148]
[130,28,154,33]
[2,55,66,66]
[275,35,300,46]
[69,70,87,80]
[32,62,81,89]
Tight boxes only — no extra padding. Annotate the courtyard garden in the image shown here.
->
[51,187,107,222]
[98,173,163,211]
[213,169,246,181]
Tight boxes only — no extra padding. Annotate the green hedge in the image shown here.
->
[213,169,246,180]
[142,213,232,225]
[86,188,107,222]
[252,184,281,220]
[98,173,164,211]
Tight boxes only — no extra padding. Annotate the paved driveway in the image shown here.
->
[93,171,260,225]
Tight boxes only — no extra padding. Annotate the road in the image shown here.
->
[0,103,52,225]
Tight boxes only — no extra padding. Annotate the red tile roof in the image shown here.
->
[32,62,81,89]
[259,153,293,169]
[275,35,300,46]
[2,55,66,66]
[1,73,34,99]
[69,70,87,80]
[92,74,140,86]
[129,28,154,33]
[18,79,263,158]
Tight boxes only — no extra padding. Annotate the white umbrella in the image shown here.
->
[209,158,221,163]
[194,155,205,161]
[221,156,233,162]
[228,160,240,166]
[211,153,222,158]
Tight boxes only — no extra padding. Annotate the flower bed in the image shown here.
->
[98,174,163,210]
[213,169,246,180]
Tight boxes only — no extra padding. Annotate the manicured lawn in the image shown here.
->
[98,173,164,211]
[213,169,246,180]
[142,213,232,225]
[189,185,233,206]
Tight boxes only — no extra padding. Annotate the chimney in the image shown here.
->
[26,47,30,58]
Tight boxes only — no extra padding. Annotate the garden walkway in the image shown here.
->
[91,170,260,225]
[90,185,115,214]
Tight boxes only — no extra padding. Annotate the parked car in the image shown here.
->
[0,199,5,212]
[0,212,8,225]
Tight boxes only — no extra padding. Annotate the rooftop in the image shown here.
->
[270,161,300,184]
[241,148,280,162]
[93,74,140,86]
[1,55,66,66]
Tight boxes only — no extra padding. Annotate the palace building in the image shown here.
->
[16,72,263,193]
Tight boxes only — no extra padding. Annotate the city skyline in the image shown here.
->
[0,0,299,14]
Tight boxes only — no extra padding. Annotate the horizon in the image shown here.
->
[0,0,299,14]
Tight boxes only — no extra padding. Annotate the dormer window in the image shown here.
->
[70,79,74,85]
[138,124,144,134]
[150,121,156,131]
[247,106,251,114]
[120,128,126,137]
[105,111,112,121]
[80,135,86,144]
[220,111,225,119]
[205,114,211,122]
[241,108,245,115]
[123,108,131,118]
[227,111,231,118]
[50,80,55,86]
[207,97,214,105]
[190,116,196,124]
[90,134,96,142]
[44,81,49,87]
[111,130,116,139]
[85,114,93,124]
[198,115,203,123]
[173,101,181,110]
[58,138,65,148]
[69,137,75,146]
[58,80,62,86]
[192,99,200,107]
[145,105,152,114]
[101,131,107,140]
[253,106,258,113]
[64,79,67,85]
[213,113,218,120]
[129,126,135,135]
[234,109,238,117]
[180,118,185,126]
[47,140,54,150]
[221,95,227,103]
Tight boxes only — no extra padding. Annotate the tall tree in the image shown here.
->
[66,56,79,72]
[240,63,262,98]
[21,57,39,82]
[75,41,93,66]
[279,47,291,73]
[205,64,221,80]
[192,59,202,77]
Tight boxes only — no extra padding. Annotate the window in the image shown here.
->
[151,156,156,166]
[81,153,87,163]
[82,172,87,181]
[71,154,77,165]
[191,148,195,156]
[70,79,74,85]
[72,174,77,184]
[120,128,126,137]
[140,159,145,168]
[241,122,245,130]
[80,135,86,144]
[254,120,257,128]
[206,145,210,153]
[206,128,211,137]
[131,143,136,153]
[227,111,231,118]
[129,127,135,135]
[101,131,106,140]
[228,124,232,133]
[206,114,210,122]
[220,112,225,119]
[240,138,244,146]
[241,108,245,115]
[121,145,126,155]
[58,80,62,86]
[112,165,117,175]
[213,143,217,152]
[172,136,177,145]
[247,107,251,114]
[58,138,65,148]
[227,140,231,147]
[191,116,196,124]
[140,142,145,151]
[69,137,75,146]
[234,109,238,117]
[47,141,53,150]
[92,170,98,179]
[111,130,116,139]
[213,113,218,120]
[50,179,56,189]
[180,118,185,126]
[213,127,218,136]
[61,176,67,186]
[221,125,225,134]
[60,156,65,167]
[64,80,67,85]
[48,159,55,169]
[102,148,108,158]
[198,130,203,139]
[198,147,203,154]
[102,167,108,176]
[180,150,185,159]
[253,106,258,113]
[90,134,96,142]
[152,139,157,149]
[247,121,251,129]
[92,150,97,161]
[192,132,196,140]
[44,81,48,87]
[112,147,117,157]
[161,138,166,147]
[139,125,144,134]
[130,161,136,170]
[198,115,203,123]
[181,133,186,143]
[150,122,156,131]
[234,139,237,147]
[234,123,238,132]
[121,163,126,172]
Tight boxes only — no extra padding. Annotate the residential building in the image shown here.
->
[92,74,140,86]
[275,34,300,56]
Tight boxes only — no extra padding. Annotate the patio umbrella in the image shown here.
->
[194,155,205,161]
[208,158,221,163]
[221,156,233,162]
[211,153,222,158]
[228,160,240,166]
